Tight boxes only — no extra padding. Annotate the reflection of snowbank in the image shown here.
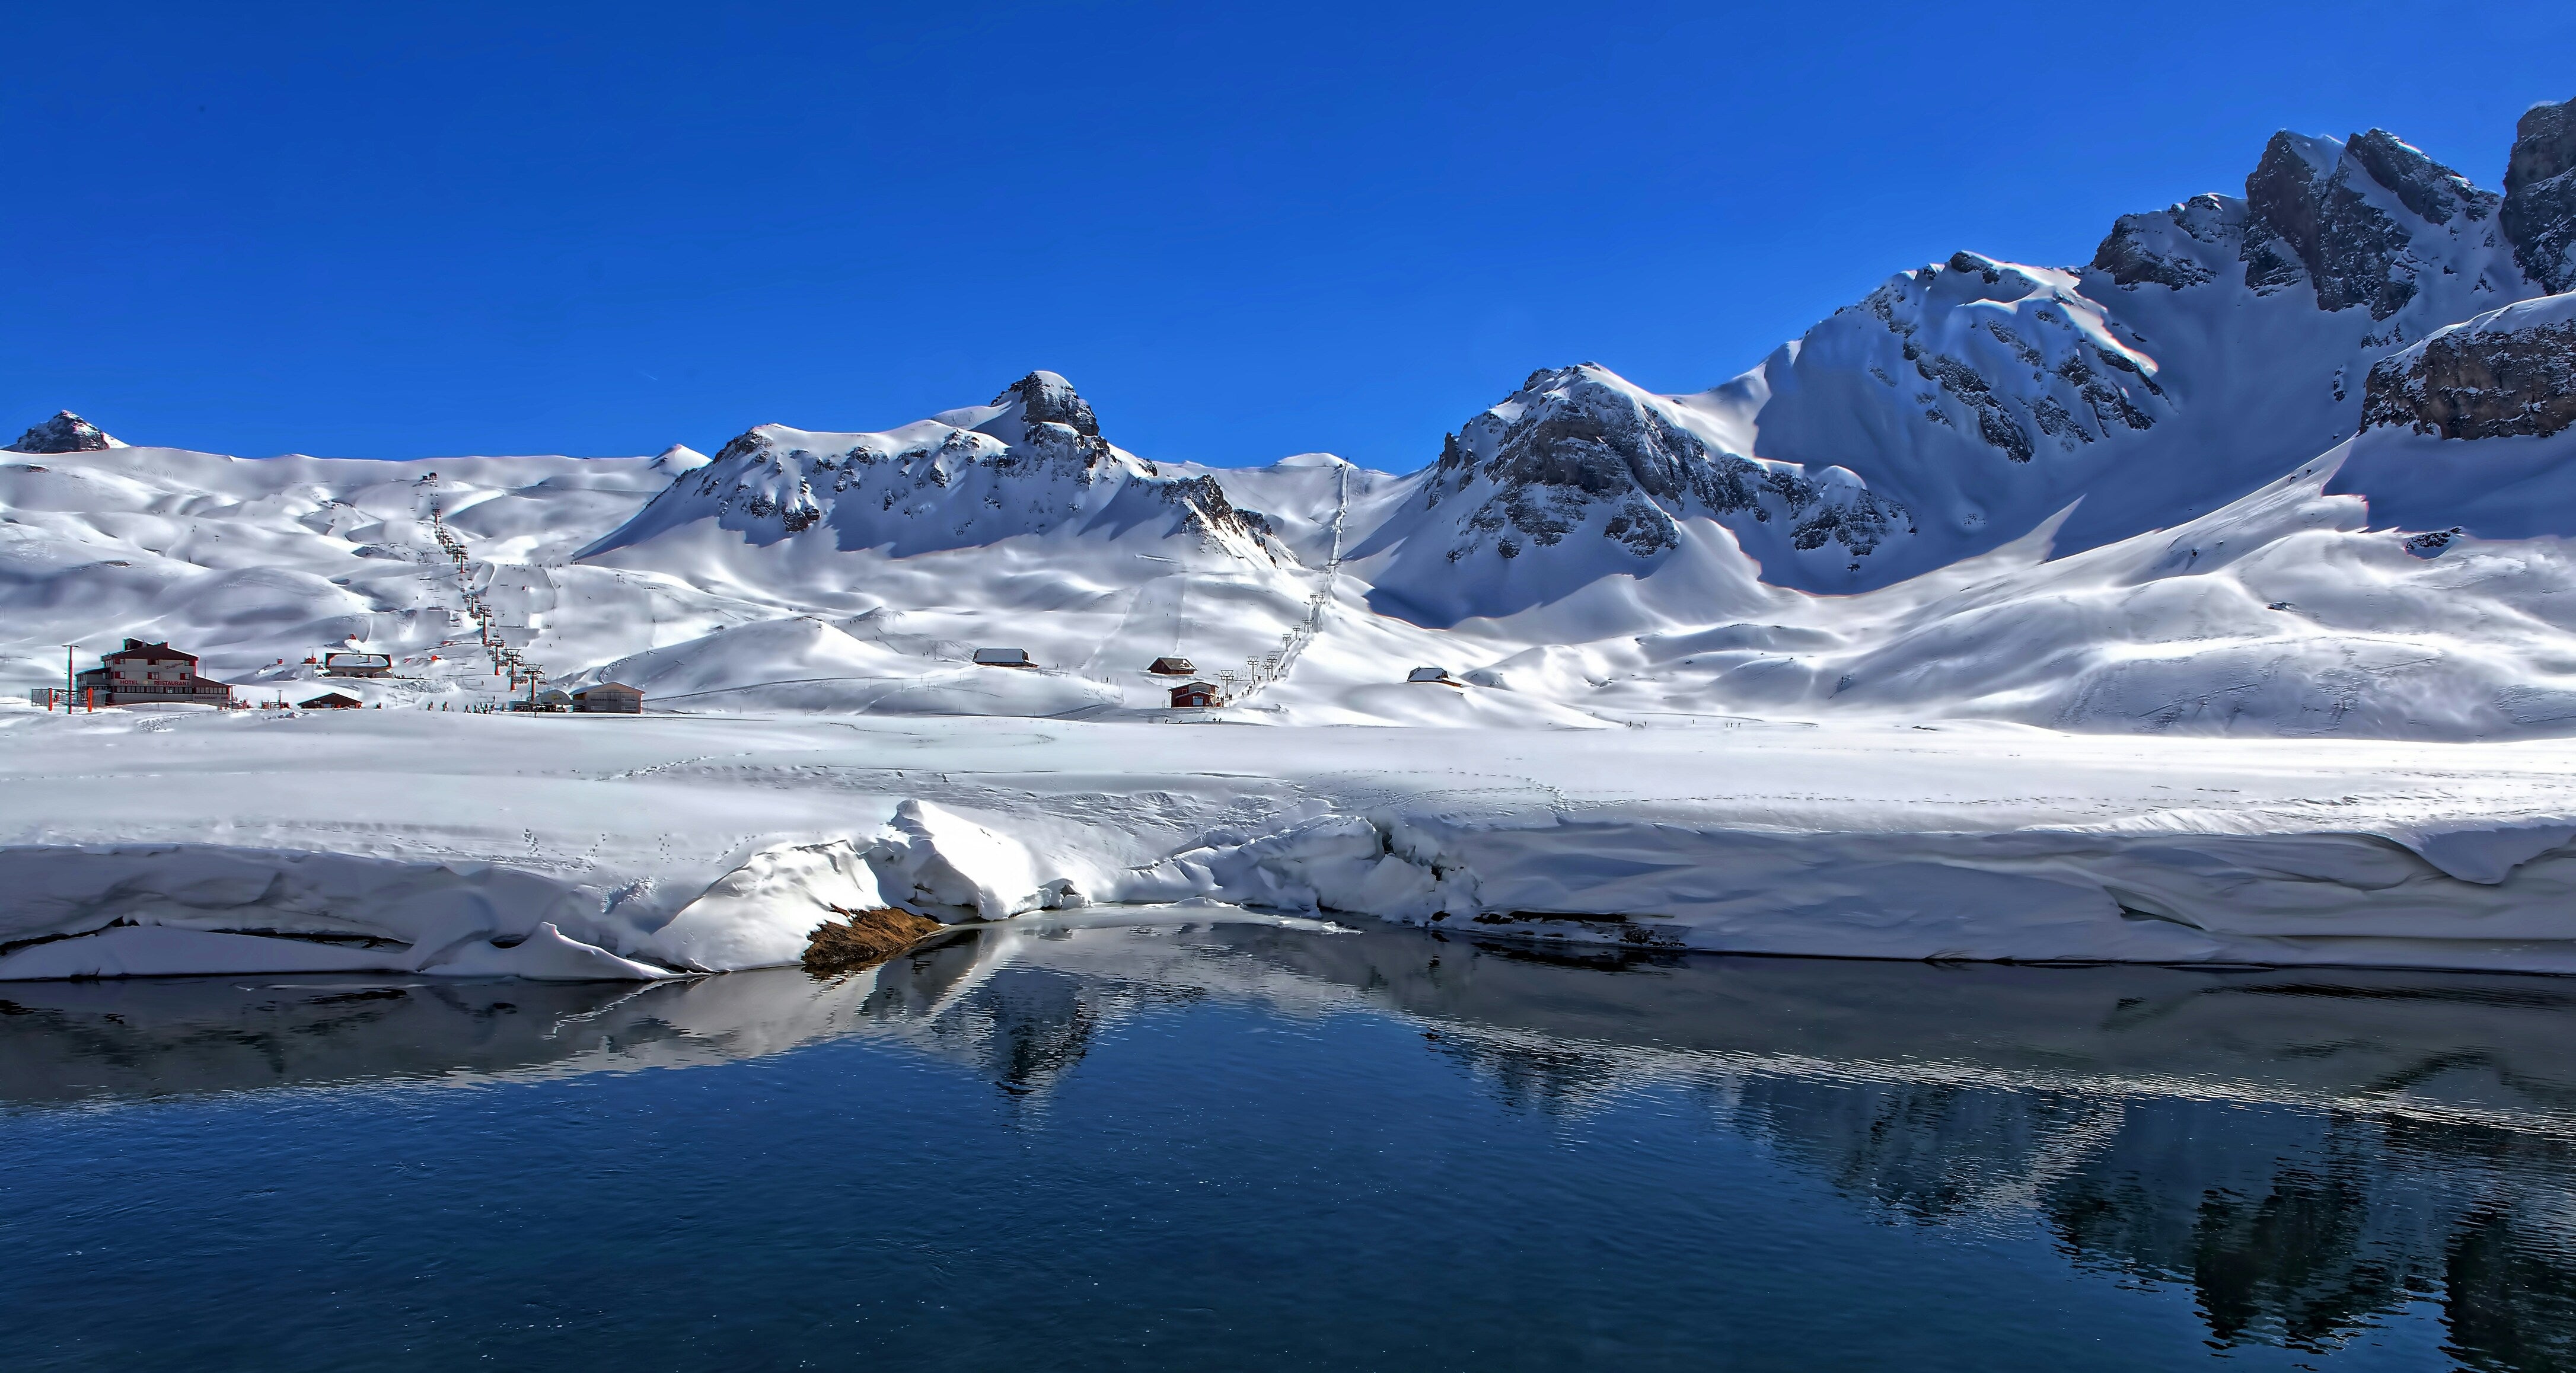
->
[23,918,2576,1126]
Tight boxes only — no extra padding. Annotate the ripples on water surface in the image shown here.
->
[6,918,2576,1370]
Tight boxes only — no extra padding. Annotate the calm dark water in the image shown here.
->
[6,919,2576,1371]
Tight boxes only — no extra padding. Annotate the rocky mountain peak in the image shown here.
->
[992,371,1099,438]
[2503,95,2576,293]
[2344,129,2496,225]
[2236,126,2494,319]
[6,411,121,454]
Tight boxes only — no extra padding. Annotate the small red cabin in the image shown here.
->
[298,691,362,709]
[1168,681,1220,708]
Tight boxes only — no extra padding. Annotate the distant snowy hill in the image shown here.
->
[0,444,766,703]
[7,98,2576,739]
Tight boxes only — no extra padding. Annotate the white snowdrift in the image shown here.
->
[645,801,1087,973]
[0,844,672,981]
[0,798,1098,982]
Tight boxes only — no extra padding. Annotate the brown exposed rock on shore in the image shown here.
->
[802,908,948,975]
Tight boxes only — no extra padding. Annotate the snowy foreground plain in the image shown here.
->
[8,704,2576,980]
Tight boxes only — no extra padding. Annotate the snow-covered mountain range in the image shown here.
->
[8,95,2576,739]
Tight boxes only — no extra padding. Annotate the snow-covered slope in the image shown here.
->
[0,441,768,695]
[11,333,2576,738]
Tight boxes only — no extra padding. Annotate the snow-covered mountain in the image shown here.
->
[1350,365,1909,626]
[1378,107,2572,612]
[6,98,2576,739]
[584,372,1279,568]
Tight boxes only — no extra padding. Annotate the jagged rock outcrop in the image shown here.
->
[7,411,120,454]
[997,371,1099,437]
[2239,130,2494,319]
[2504,96,2576,295]
[1419,365,1909,563]
[2092,194,2236,289]
[2360,294,2576,440]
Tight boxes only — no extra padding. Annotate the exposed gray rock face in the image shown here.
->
[2238,130,2475,319]
[2360,301,2576,440]
[2091,195,2235,289]
[994,371,1099,438]
[2344,129,2496,226]
[1423,366,1909,562]
[2503,97,2576,294]
[7,411,118,454]
[1851,266,2166,467]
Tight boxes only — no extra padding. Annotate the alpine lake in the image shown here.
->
[6,914,2574,1371]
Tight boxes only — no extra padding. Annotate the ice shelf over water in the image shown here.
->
[7,708,2576,979]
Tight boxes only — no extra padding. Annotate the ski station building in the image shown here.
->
[72,640,234,707]
[572,682,645,714]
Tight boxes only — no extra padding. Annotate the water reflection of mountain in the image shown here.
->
[11,918,2576,1366]
[1211,924,2576,1370]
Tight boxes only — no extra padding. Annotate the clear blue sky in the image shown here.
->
[5,1,2570,469]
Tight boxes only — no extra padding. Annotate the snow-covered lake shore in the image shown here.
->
[8,703,2576,979]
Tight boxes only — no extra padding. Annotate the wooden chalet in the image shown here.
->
[1168,681,1222,708]
[298,691,362,710]
[572,682,645,714]
[74,640,234,707]
[1146,656,1196,676]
